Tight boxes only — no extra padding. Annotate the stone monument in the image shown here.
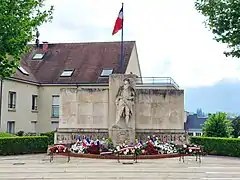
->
[55,73,187,145]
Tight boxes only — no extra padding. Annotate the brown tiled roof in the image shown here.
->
[13,41,135,84]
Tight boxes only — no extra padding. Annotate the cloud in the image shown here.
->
[39,0,240,88]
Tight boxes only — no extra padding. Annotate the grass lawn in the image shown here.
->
[0,132,15,137]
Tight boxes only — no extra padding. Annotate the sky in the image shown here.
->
[38,0,240,88]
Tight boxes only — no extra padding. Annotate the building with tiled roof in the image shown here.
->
[184,113,235,137]
[184,114,207,136]
[0,41,179,134]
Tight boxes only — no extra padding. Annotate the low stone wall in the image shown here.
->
[55,128,108,144]
[136,129,188,144]
[55,128,187,144]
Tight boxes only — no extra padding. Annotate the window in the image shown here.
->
[188,132,194,136]
[7,121,15,134]
[18,66,29,75]
[52,95,59,118]
[31,95,38,111]
[8,91,16,109]
[196,133,202,136]
[100,68,113,76]
[51,122,59,131]
[31,121,37,133]
[32,53,45,60]
[60,70,74,77]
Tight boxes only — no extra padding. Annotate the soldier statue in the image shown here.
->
[115,78,136,125]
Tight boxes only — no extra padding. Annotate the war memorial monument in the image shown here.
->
[55,74,186,145]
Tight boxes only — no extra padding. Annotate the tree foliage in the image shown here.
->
[0,0,53,79]
[195,0,240,58]
[232,116,240,138]
[202,112,232,137]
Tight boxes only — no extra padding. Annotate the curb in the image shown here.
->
[54,152,191,160]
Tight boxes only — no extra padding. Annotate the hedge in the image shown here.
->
[0,136,48,155]
[40,131,54,145]
[190,136,240,157]
[0,132,15,137]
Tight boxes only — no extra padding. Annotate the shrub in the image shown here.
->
[0,132,15,137]
[16,131,24,136]
[0,136,48,155]
[40,131,54,145]
[190,136,240,157]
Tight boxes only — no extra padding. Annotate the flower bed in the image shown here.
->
[69,135,179,156]
[48,135,201,160]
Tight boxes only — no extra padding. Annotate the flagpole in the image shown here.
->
[120,2,124,73]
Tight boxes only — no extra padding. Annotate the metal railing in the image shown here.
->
[136,77,179,89]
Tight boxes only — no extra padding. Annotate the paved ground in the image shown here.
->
[0,154,240,180]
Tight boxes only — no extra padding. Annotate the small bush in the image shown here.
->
[0,132,15,137]
[40,131,54,145]
[0,136,48,155]
[16,131,24,136]
[190,136,240,157]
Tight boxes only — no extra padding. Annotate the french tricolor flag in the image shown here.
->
[112,7,123,35]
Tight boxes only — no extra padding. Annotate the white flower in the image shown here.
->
[56,149,58,153]
[124,151,128,155]
[189,149,192,153]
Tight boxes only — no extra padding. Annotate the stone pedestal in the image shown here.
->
[110,127,135,145]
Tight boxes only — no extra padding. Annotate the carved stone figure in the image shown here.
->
[115,78,136,125]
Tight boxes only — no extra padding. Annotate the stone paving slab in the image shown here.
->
[0,154,240,179]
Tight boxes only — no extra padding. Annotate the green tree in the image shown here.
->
[195,0,240,58]
[232,116,240,138]
[0,0,53,79]
[202,112,232,137]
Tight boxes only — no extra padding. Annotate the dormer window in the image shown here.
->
[60,70,74,77]
[32,53,45,60]
[18,66,29,75]
[101,68,113,76]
